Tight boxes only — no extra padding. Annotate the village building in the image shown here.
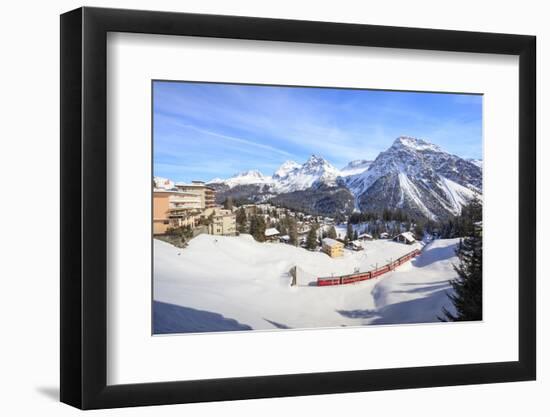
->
[202,207,237,236]
[349,240,365,251]
[174,181,216,209]
[264,227,280,241]
[357,233,373,241]
[379,232,390,239]
[241,204,258,216]
[153,190,203,235]
[279,234,290,243]
[393,231,416,244]
[322,238,344,258]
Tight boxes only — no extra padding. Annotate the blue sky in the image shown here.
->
[153,81,482,183]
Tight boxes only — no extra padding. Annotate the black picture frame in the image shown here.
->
[60,6,536,410]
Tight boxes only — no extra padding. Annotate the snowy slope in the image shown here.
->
[153,235,460,333]
[468,158,483,168]
[272,160,301,180]
[340,159,373,177]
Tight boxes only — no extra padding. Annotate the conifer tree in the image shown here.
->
[441,197,483,321]
[288,217,299,246]
[327,225,337,239]
[306,225,318,250]
[346,222,354,242]
[249,215,266,242]
[223,197,234,210]
[236,207,247,233]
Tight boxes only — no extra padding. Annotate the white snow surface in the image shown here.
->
[398,172,435,219]
[154,235,459,333]
[153,176,175,190]
[339,159,373,177]
[273,160,301,179]
[438,176,479,215]
[212,170,274,187]
[468,158,483,168]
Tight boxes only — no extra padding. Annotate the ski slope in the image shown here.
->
[153,235,459,333]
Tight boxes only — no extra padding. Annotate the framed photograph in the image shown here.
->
[60,7,536,409]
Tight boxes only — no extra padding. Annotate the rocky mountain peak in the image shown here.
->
[391,136,442,153]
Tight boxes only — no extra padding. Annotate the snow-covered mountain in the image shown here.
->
[273,155,341,192]
[468,158,483,169]
[166,136,481,219]
[153,176,175,190]
[208,155,341,193]
[340,159,373,176]
[210,170,273,188]
[272,160,301,180]
[345,136,481,219]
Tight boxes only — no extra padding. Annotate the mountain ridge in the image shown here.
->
[158,136,482,219]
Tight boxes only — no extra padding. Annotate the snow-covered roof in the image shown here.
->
[380,232,389,238]
[322,238,343,248]
[350,240,364,247]
[280,235,290,240]
[395,231,416,243]
[358,233,373,239]
[265,228,280,237]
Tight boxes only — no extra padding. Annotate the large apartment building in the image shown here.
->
[153,190,203,235]
[203,207,237,236]
[175,181,216,209]
[153,179,237,237]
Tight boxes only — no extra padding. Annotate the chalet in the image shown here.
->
[264,227,280,241]
[349,240,365,251]
[279,234,290,243]
[379,232,390,239]
[322,238,344,258]
[357,233,373,241]
[393,231,416,244]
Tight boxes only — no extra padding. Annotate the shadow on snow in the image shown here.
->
[153,301,252,334]
[337,288,452,325]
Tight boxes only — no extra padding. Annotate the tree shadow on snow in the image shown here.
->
[337,288,455,325]
[263,318,292,329]
[389,281,450,295]
[412,245,456,267]
[153,301,252,334]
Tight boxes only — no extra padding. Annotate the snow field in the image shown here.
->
[154,234,460,333]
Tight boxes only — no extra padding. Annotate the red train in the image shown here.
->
[317,249,420,286]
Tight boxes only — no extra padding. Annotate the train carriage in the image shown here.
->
[315,248,421,286]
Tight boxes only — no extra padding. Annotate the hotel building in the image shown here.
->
[153,180,236,236]
[175,181,216,209]
[153,190,203,235]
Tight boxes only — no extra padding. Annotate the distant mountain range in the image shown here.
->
[156,136,482,220]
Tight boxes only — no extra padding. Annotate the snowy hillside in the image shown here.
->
[468,158,483,168]
[153,235,459,333]
[340,159,373,176]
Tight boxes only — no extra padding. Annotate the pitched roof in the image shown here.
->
[322,238,343,247]
[265,228,280,237]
